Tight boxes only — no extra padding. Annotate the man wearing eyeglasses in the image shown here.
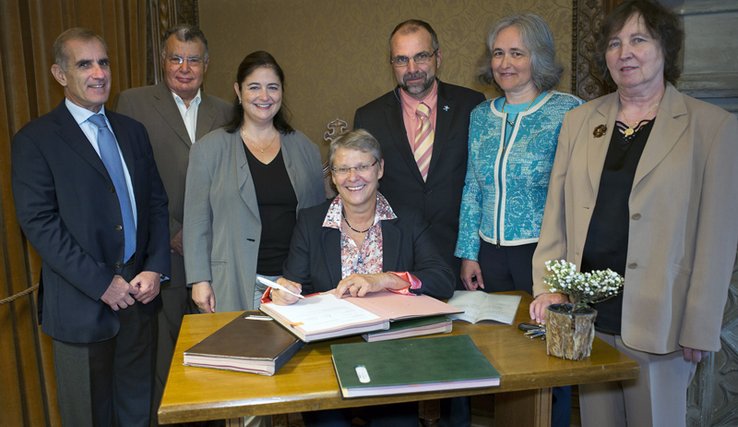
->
[115,24,232,419]
[354,19,485,293]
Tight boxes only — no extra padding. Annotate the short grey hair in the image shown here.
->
[329,129,382,168]
[53,27,107,70]
[478,13,563,92]
[161,24,209,60]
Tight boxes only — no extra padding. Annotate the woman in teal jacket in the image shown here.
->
[455,13,582,294]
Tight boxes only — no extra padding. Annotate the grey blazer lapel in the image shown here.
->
[234,133,260,220]
[195,96,220,140]
[633,85,688,188]
[152,83,192,147]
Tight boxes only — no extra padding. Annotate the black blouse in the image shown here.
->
[581,119,655,334]
[244,146,298,276]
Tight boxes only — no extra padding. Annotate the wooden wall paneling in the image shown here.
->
[571,0,622,100]
[147,0,200,85]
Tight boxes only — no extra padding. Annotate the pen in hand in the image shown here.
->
[256,276,304,299]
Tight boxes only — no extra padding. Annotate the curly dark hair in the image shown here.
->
[596,0,684,87]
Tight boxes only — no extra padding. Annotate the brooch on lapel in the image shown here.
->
[442,105,450,112]
[593,124,607,138]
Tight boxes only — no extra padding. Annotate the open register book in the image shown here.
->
[259,290,462,342]
[447,291,521,325]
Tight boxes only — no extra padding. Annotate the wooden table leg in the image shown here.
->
[495,388,552,427]
[419,399,441,426]
[224,415,289,426]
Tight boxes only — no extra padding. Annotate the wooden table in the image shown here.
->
[158,292,638,426]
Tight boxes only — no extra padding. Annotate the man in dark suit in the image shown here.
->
[11,28,169,426]
[354,19,485,291]
[115,25,232,415]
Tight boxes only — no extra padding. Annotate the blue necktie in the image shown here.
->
[88,114,136,261]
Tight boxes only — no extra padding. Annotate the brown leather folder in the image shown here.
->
[184,313,303,376]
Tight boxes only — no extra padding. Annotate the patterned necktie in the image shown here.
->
[414,102,434,181]
[88,114,136,261]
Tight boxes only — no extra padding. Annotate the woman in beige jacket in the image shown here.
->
[529,1,738,426]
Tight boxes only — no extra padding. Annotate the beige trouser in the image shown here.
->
[579,332,696,427]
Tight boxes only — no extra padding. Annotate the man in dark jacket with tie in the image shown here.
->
[354,19,485,291]
[11,27,169,426]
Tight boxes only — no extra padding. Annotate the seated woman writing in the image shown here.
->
[270,128,455,306]
[269,128,454,427]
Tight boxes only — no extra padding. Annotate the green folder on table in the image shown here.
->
[362,315,452,342]
[331,334,500,398]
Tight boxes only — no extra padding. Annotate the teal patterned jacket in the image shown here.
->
[455,91,582,261]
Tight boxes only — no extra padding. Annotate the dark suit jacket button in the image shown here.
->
[114,262,122,270]
[114,224,123,231]
[631,213,641,220]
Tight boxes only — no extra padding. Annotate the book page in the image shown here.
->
[447,291,521,325]
[262,293,382,334]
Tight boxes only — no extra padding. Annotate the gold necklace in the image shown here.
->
[620,103,659,137]
[240,129,278,153]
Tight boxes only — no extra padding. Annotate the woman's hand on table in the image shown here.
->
[334,273,406,298]
[529,292,569,324]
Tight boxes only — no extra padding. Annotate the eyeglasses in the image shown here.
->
[331,160,379,176]
[167,55,204,67]
[390,49,438,68]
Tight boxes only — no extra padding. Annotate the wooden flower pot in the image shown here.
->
[546,303,597,360]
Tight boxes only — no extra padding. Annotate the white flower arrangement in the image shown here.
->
[543,259,624,311]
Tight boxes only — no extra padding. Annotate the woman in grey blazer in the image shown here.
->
[529,2,738,426]
[183,51,325,313]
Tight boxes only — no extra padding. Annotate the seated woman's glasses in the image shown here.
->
[331,160,379,176]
